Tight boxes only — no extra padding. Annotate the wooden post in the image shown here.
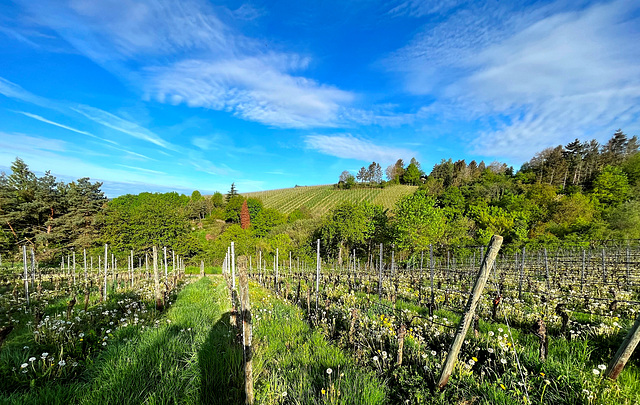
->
[602,248,606,284]
[430,244,434,315]
[200,260,205,277]
[544,248,549,291]
[581,249,586,292]
[437,235,503,389]
[153,246,163,311]
[396,324,407,366]
[238,258,254,404]
[316,239,320,312]
[23,246,29,306]
[378,243,383,300]
[104,244,108,300]
[231,242,236,290]
[518,247,525,300]
[626,246,631,290]
[605,312,640,380]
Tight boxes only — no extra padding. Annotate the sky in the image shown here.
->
[0,0,639,197]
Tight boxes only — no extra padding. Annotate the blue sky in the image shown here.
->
[0,0,639,197]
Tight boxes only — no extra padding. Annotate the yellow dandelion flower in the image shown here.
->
[500,384,506,390]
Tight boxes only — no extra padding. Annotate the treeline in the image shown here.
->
[337,157,426,188]
[1,128,638,265]
[0,158,106,261]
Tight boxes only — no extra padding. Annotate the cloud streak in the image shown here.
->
[14,110,120,145]
[304,134,415,163]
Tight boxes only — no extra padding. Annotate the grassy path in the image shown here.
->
[2,276,388,404]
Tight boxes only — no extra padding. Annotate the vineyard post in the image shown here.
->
[172,250,175,275]
[430,244,434,315]
[29,247,35,289]
[103,244,108,300]
[83,249,87,286]
[130,250,134,287]
[581,250,586,292]
[275,248,279,292]
[289,251,292,277]
[391,244,395,278]
[231,242,236,290]
[602,248,607,284]
[544,248,549,291]
[316,239,320,312]
[145,253,149,279]
[626,246,631,290]
[200,260,204,277]
[164,247,168,281]
[153,246,162,311]
[238,258,254,405]
[519,247,525,300]
[378,243,383,301]
[605,312,640,380]
[23,245,29,307]
[437,235,503,389]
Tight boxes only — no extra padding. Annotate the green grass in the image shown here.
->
[241,184,417,215]
[1,276,388,404]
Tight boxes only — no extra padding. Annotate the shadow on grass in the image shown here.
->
[199,311,244,405]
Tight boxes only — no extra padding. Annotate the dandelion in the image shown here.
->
[597,364,606,371]
[544,379,550,385]
[282,392,287,397]
[79,332,84,338]
[102,342,107,346]
[498,328,503,333]
[41,352,49,359]
[500,383,506,390]
[468,359,476,366]
[72,362,78,367]
[327,368,333,375]
[58,360,66,367]
[487,348,494,354]
[500,358,507,364]
[373,356,379,361]
[431,350,437,356]
[489,331,495,337]
[321,389,326,395]
[23,346,29,350]
[592,369,600,375]
[20,363,28,369]
[29,357,36,362]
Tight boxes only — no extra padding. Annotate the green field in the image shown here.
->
[241,184,417,215]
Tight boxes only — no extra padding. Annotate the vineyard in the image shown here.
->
[1,238,640,404]
[241,185,417,215]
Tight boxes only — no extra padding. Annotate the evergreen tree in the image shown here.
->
[226,183,238,203]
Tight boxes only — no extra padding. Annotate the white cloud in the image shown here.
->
[115,164,166,175]
[304,134,415,163]
[387,0,640,161]
[15,0,356,130]
[146,56,352,128]
[72,105,176,150]
[387,0,464,18]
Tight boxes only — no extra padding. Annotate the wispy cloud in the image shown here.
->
[146,55,352,128]
[304,134,415,163]
[115,164,165,175]
[0,77,52,107]
[386,0,640,161]
[14,110,120,145]
[15,0,356,130]
[0,131,66,153]
[73,105,176,150]
[387,0,464,18]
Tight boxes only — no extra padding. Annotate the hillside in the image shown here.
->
[241,184,417,215]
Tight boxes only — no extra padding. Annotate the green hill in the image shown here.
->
[241,184,417,216]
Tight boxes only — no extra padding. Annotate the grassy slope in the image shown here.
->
[242,185,417,215]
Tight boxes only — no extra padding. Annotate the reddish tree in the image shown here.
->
[240,199,251,229]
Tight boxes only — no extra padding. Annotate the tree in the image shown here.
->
[211,191,224,207]
[591,166,630,206]
[240,199,251,229]
[356,167,368,183]
[368,162,383,183]
[252,207,286,237]
[402,162,421,185]
[225,195,245,223]
[393,190,446,253]
[226,183,238,203]
[338,171,356,189]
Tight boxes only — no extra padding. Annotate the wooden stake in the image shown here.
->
[605,312,640,380]
[437,235,503,389]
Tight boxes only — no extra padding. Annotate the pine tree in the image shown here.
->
[226,183,238,203]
